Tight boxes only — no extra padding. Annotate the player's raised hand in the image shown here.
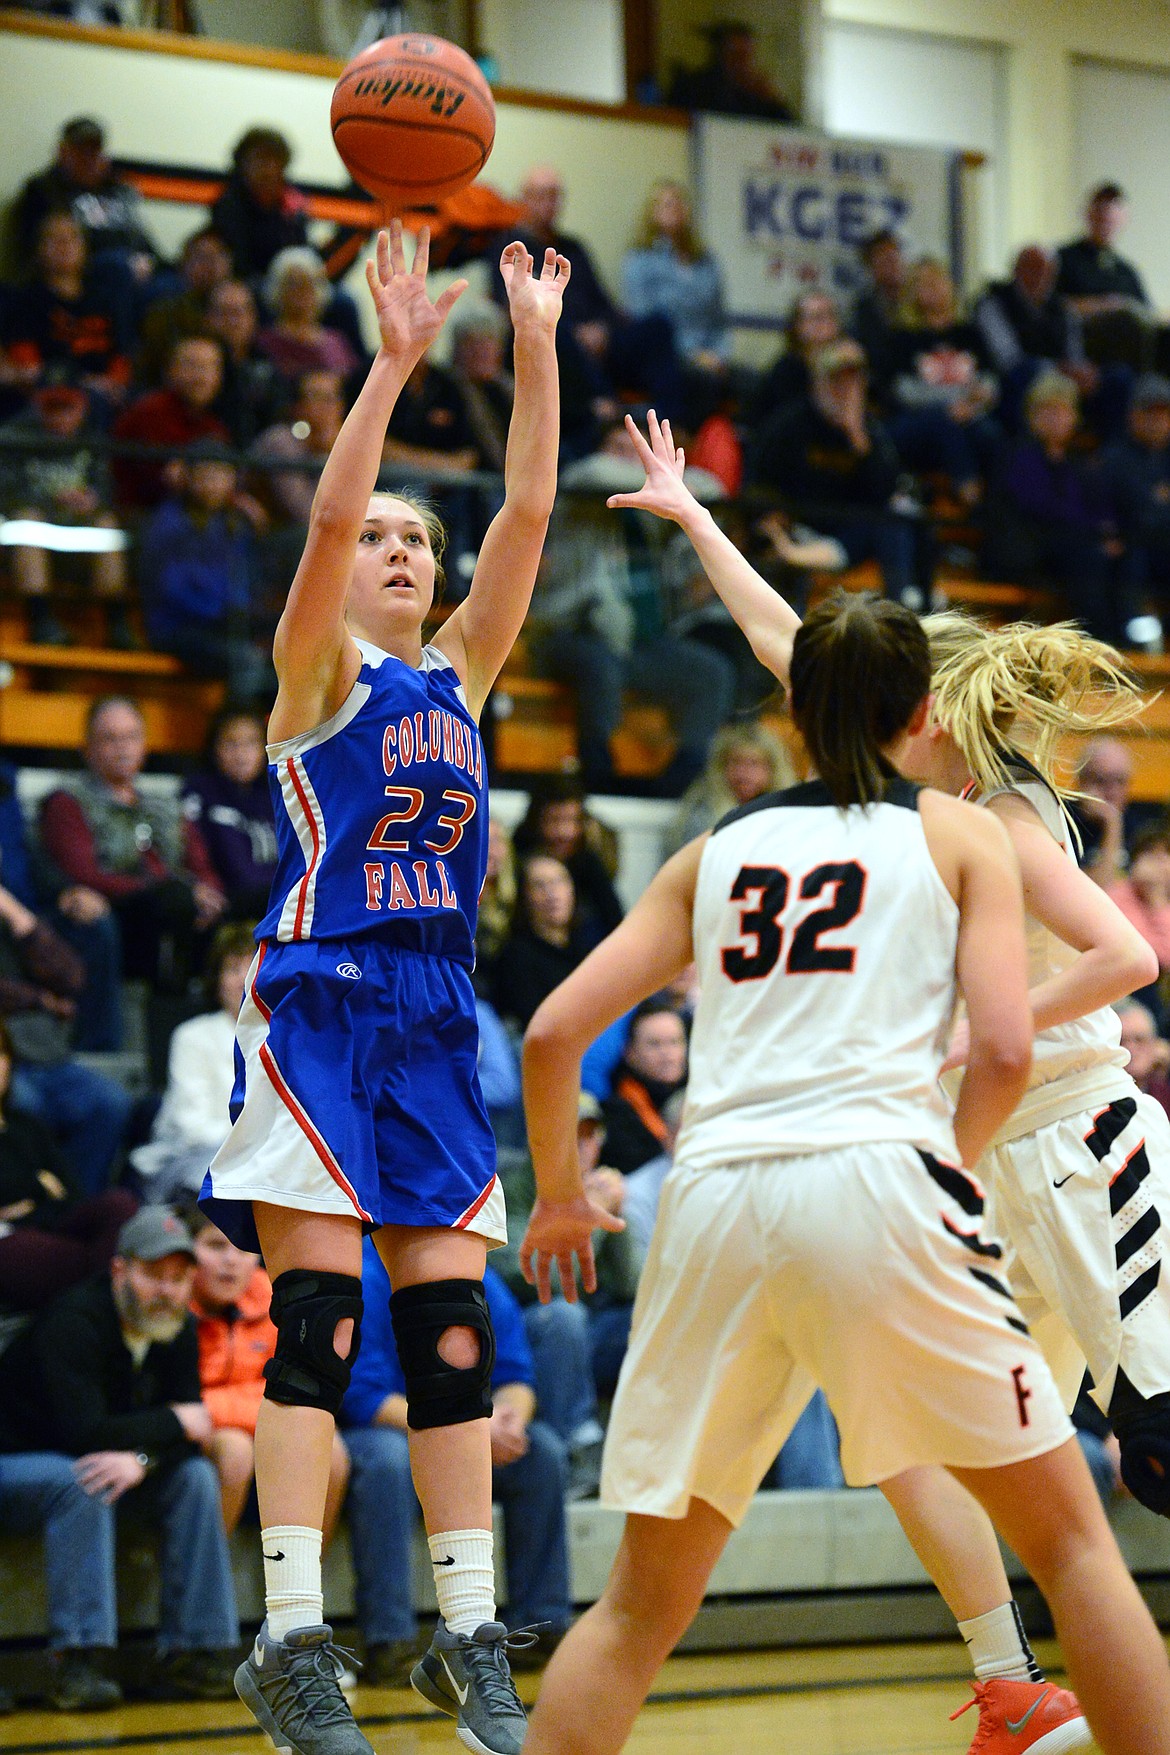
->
[366,219,468,363]
[520,1193,624,1305]
[606,411,699,523]
[500,241,571,331]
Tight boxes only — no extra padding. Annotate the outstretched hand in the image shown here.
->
[366,219,468,364]
[499,240,572,331]
[606,410,700,524]
[520,1193,625,1305]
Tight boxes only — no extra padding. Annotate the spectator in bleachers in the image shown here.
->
[138,441,274,703]
[1099,374,1170,637]
[209,127,308,283]
[885,257,999,504]
[0,1206,239,1704]
[984,369,1121,641]
[10,117,157,282]
[0,1017,136,1310]
[0,381,132,648]
[493,1091,643,1469]
[489,853,591,1031]
[665,719,795,854]
[130,923,251,1202]
[621,180,729,418]
[1056,182,1153,369]
[666,19,795,119]
[972,244,1118,434]
[182,710,276,919]
[257,247,359,387]
[1107,826,1170,993]
[1071,736,1161,887]
[448,300,514,473]
[747,338,923,604]
[494,164,683,425]
[601,998,688,1174]
[514,776,623,948]
[580,964,700,1104]
[203,279,283,449]
[187,1207,349,1538]
[0,761,124,1052]
[340,1239,571,1683]
[39,695,226,988]
[111,333,229,511]
[850,228,906,391]
[1116,997,1170,1121]
[2,211,131,412]
[381,350,478,477]
[475,993,525,1149]
[476,816,517,966]
[531,448,736,791]
[749,289,844,426]
[251,367,344,526]
[137,227,233,385]
[0,874,133,1195]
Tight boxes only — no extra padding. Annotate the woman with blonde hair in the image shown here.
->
[887,256,999,505]
[665,719,795,854]
[621,180,728,379]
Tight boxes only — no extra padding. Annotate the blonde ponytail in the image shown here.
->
[922,611,1145,800]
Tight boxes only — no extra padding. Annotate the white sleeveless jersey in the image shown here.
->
[943,763,1130,1146]
[675,778,961,1171]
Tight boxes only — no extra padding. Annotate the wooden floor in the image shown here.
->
[0,1638,1116,1755]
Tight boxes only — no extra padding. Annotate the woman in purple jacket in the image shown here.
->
[182,708,277,920]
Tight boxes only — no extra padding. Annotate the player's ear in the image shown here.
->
[905,696,931,738]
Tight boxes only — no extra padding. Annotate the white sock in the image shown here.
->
[958,1601,1043,1683]
[429,1528,496,1636]
[262,1525,324,1641]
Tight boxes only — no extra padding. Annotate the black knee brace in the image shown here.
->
[263,1269,363,1415]
[389,1278,495,1430]
[1113,1389,1170,1517]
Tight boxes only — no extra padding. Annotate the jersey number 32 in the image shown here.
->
[721,861,866,982]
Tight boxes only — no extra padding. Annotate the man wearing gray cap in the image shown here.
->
[1099,374,1170,645]
[0,1207,238,1709]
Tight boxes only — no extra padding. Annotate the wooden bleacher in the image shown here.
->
[3,588,1170,800]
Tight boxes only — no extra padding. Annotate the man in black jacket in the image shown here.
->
[747,339,923,604]
[0,1208,238,1708]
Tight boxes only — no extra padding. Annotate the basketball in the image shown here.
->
[330,33,496,209]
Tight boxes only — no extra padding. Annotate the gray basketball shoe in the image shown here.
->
[234,1621,373,1755]
[410,1619,542,1755]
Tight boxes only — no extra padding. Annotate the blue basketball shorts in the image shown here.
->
[201,937,503,1254]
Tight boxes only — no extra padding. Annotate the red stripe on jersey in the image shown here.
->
[249,941,272,1022]
[454,1173,499,1230]
[286,758,321,941]
[258,1040,372,1221]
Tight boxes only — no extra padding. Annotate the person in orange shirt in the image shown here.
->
[187,1208,349,1537]
[1108,826,1170,993]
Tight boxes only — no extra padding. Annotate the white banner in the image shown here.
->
[693,117,961,326]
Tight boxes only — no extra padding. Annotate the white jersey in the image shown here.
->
[675,778,961,1171]
[943,763,1130,1146]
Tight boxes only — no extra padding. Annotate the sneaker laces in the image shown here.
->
[267,1639,363,1733]
[459,1624,549,1715]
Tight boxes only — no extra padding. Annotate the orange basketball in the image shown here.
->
[331,34,496,209]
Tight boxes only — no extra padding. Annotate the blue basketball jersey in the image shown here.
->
[257,639,488,965]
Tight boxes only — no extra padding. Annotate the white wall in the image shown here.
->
[478,0,624,102]
[1072,57,1170,310]
[822,18,1008,278]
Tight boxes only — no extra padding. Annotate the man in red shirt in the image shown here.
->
[39,695,225,988]
[111,335,229,510]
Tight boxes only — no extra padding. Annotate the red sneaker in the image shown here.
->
[950,1679,1091,1753]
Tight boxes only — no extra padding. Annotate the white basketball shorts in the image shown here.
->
[600,1141,1072,1528]
[983,1088,1170,1413]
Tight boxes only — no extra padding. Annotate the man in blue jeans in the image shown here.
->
[341,1238,572,1687]
[0,1207,239,1708]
